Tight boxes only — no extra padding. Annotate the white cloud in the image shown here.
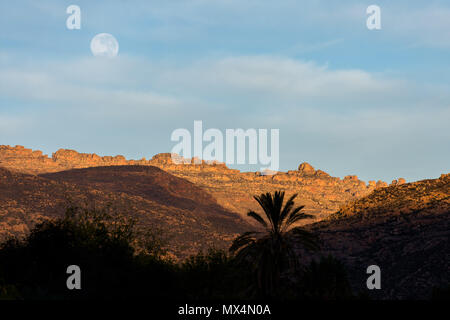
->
[0,53,448,182]
[1,54,435,124]
[0,57,181,118]
[1,53,448,125]
[148,55,437,113]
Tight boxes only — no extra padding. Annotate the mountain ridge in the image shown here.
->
[0,145,397,222]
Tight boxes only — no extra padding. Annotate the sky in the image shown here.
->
[0,0,449,182]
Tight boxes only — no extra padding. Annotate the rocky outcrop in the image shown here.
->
[298,162,316,175]
[390,178,407,186]
[0,145,387,222]
[0,145,67,174]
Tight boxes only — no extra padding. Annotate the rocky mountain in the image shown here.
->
[306,174,450,299]
[0,166,250,259]
[0,144,448,299]
[0,145,392,223]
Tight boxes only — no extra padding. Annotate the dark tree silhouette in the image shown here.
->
[230,191,319,297]
[299,255,353,300]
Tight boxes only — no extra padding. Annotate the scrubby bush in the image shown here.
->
[0,205,354,301]
[179,248,252,300]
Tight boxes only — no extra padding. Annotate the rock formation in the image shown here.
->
[0,145,387,223]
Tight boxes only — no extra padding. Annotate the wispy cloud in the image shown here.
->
[0,52,448,181]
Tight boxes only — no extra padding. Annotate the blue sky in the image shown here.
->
[0,0,449,182]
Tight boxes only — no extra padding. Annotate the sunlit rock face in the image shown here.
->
[0,145,387,223]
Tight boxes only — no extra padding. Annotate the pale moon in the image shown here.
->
[90,33,119,57]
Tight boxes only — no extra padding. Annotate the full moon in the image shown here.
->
[90,33,119,57]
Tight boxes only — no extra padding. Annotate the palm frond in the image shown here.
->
[247,210,268,228]
[253,194,275,227]
[284,205,313,229]
[271,191,285,231]
[290,227,320,251]
[279,193,297,225]
[229,231,259,253]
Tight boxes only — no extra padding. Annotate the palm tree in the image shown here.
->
[230,191,319,297]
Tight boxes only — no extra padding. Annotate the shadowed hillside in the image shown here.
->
[40,165,227,213]
[306,173,450,299]
[0,166,250,259]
